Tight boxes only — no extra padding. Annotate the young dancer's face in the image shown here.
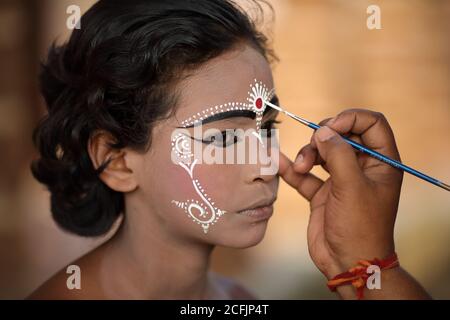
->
[134,44,280,248]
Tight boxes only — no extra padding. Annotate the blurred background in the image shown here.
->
[0,0,449,299]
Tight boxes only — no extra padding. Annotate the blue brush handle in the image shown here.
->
[307,122,449,192]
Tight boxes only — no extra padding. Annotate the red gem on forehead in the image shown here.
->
[255,98,263,109]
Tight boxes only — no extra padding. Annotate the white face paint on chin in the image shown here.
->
[171,79,275,234]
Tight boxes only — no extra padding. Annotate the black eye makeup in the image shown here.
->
[199,129,241,148]
[189,118,281,148]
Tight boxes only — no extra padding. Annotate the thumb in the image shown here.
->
[278,151,291,176]
[313,126,364,186]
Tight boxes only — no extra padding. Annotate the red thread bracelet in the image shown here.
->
[327,252,399,299]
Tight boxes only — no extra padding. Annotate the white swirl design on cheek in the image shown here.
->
[173,134,193,160]
[171,133,225,234]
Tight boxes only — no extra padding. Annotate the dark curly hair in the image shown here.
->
[31,0,275,237]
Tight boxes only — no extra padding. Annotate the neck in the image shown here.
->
[101,200,215,299]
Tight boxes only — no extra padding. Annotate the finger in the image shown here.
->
[346,134,367,168]
[325,109,400,161]
[278,152,324,201]
[310,133,364,156]
[294,143,332,174]
[318,117,333,126]
[312,131,366,163]
[347,134,363,145]
[313,126,365,187]
[312,128,389,175]
[293,144,318,174]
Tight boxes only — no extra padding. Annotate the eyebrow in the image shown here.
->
[180,95,280,128]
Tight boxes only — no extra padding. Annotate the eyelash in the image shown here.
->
[200,119,281,148]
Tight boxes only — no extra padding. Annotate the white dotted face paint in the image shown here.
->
[180,79,275,134]
[171,133,226,234]
[171,79,275,234]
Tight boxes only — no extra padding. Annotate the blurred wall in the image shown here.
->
[0,0,449,299]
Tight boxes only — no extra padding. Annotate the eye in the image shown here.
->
[261,119,281,137]
[202,129,241,148]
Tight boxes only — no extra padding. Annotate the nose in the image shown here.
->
[244,138,279,184]
[245,160,279,184]
[252,172,277,183]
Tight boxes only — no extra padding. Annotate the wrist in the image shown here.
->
[325,244,396,279]
[325,251,400,299]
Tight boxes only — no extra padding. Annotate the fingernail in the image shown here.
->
[317,126,336,142]
[295,154,304,164]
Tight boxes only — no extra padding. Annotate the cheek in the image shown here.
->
[143,127,249,235]
[165,165,197,196]
[194,164,242,207]
[138,137,198,208]
[150,162,204,213]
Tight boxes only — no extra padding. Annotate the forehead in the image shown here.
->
[174,45,274,123]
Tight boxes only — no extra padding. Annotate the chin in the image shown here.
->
[214,219,270,249]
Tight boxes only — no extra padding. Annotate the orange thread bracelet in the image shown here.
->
[327,252,399,299]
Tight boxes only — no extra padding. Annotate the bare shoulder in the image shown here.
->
[209,272,258,300]
[27,247,106,300]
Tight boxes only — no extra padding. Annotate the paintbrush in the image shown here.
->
[264,100,450,192]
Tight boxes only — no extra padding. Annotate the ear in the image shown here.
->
[88,131,138,193]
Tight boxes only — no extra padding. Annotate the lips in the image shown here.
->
[236,198,276,221]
